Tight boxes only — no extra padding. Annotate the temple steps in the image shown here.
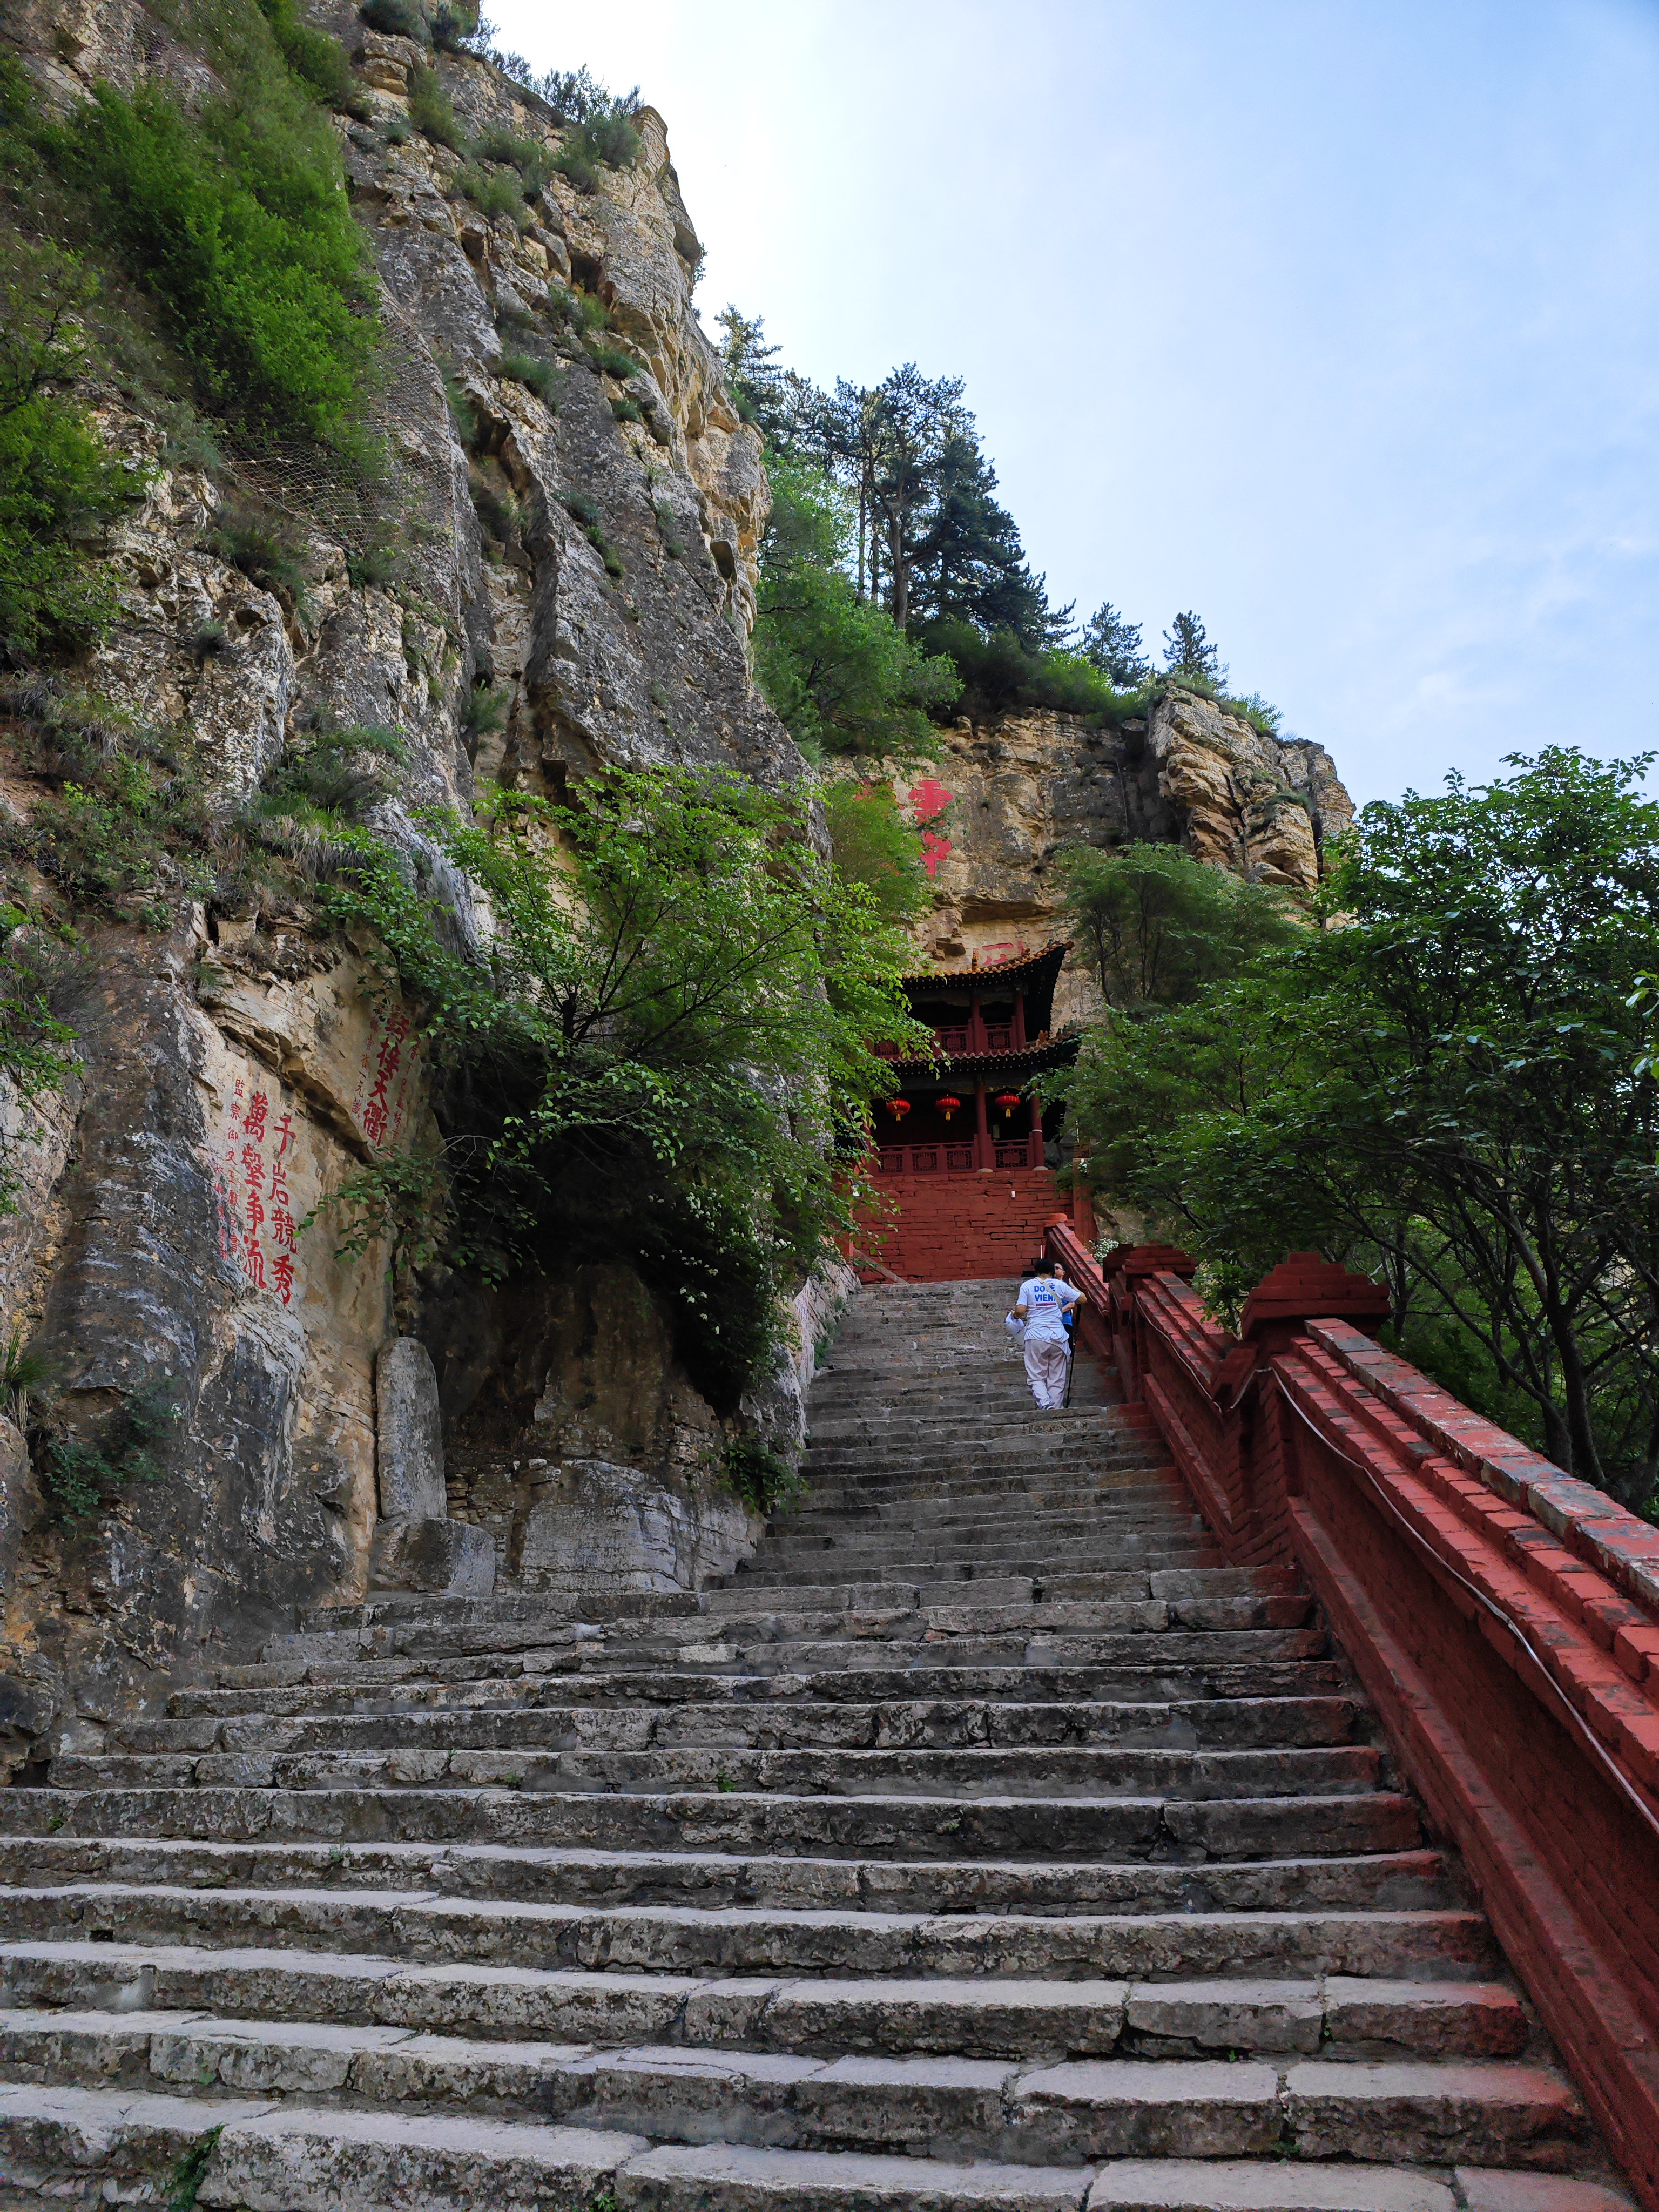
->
[0,1277,1634,2210]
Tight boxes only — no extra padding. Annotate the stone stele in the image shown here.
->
[375,1338,447,1522]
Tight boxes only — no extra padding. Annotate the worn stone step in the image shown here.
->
[0,1838,1457,1917]
[49,1743,1384,1811]
[777,1506,1205,1542]
[0,1920,1504,2035]
[0,2053,1583,2194]
[0,2080,643,2212]
[740,1536,1216,1575]
[0,1781,1425,1858]
[116,1695,1361,1761]
[170,1658,1357,1718]
[745,1548,1208,1584]
[576,1631,1338,1680]
[0,1898,1493,1995]
[0,1980,1528,2128]
[725,1566,1299,1601]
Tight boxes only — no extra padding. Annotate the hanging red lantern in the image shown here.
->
[885,1097,911,1121]
[937,1094,962,1122]
[994,1091,1021,1119]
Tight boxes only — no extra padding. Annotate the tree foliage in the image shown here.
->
[1061,750,1659,1516]
[752,456,957,759]
[1162,610,1225,687]
[821,781,931,929]
[41,17,377,446]
[1080,602,1152,687]
[317,767,929,1407]
[0,230,149,661]
[1058,842,1296,1012]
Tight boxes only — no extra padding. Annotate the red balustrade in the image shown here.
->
[1046,1219,1659,2210]
[875,1138,1037,1175]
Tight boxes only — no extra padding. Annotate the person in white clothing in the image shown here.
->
[1009,1257,1082,1409]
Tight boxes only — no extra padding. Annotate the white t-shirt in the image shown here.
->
[1016,1275,1081,1343]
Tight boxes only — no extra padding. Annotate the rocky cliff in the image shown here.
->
[0,0,846,1769]
[889,690,1353,1024]
[0,0,1352,1771]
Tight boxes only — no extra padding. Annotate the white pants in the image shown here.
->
[1024,1335,1070,1408]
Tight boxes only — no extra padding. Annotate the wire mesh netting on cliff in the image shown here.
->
[220,302,462,559]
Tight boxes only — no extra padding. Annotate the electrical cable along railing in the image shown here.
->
[1044,1217,1659,2212]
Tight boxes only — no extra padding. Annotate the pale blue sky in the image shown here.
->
[490,0,1659,806]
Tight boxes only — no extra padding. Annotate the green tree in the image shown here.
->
[0,234,148,660]
[1162,611,1226,687]
[752,455,958,759]
[1062,750,1659,1515]
[822,781,930,928]
[1080,602,1151,687]
[1058,842,1296,1011]
[319,767,929,1406]
[908,427,1069,651]
[49,53,377,444]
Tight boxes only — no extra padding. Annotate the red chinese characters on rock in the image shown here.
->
[212,1081,301,1305]
[352,1008,419,1151]
[908,778,954,881]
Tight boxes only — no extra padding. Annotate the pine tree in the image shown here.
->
[1080,602,1151,686]
[1162,611,1227,687]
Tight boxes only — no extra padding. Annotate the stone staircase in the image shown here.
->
[0,1280,1636,2210]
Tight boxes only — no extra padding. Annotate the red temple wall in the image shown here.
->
[850,1171,1065,1282]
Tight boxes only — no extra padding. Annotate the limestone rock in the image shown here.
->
[882,694,1354,1027]
[0,1417,42,1608]
[375,1340,446,1522]
[514,1456,748,1599]
[368,1513,495,1596]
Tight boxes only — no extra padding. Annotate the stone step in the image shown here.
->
[727,1566,1298,1598]
[697,1590,1313,1631]
[0,2015,1568,2167]
[0,1781,1423,1858]
[255,1589,1310,1673]
[0,1918,1501,2027]
[116,1694,1361,1759]
[0,1977,1528,2083]
[775,1507,1201,1542]
[0,2080,643,2212]
[776,1505,1206,1541]
[170,1658,1357,1717]
[51,1741,1385,1803]
[0,1838,1456,1916]
[795,1463,1181,1493]
[570,1630,1337,1679]
[745,1534,1213,1574]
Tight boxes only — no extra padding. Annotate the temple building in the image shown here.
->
[853,942,1084,1280]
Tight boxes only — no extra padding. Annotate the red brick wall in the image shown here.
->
[851,1171,1062,1282]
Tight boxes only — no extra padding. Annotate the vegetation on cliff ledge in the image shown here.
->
[316,767,927,1408]
[725,312,1296,743]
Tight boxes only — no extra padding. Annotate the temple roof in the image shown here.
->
[899,939,1071,993]
[885,1028,1083,1082]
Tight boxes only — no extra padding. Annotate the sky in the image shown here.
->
[488,0,1659,807]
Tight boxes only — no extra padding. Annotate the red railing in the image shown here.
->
[876,1137,1038,1175]
[1047,1219,1659,2211]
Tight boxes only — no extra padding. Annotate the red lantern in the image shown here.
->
[994,1091,1021,1119]
[937,1094,962,1122]
[885,1097,911,1121]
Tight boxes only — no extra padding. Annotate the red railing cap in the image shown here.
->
[1110,1243,1199,1282]
[1239,1251,1390,1340]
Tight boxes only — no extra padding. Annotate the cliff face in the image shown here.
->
[0,1,822,1758]
[889,691,1355,1026]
